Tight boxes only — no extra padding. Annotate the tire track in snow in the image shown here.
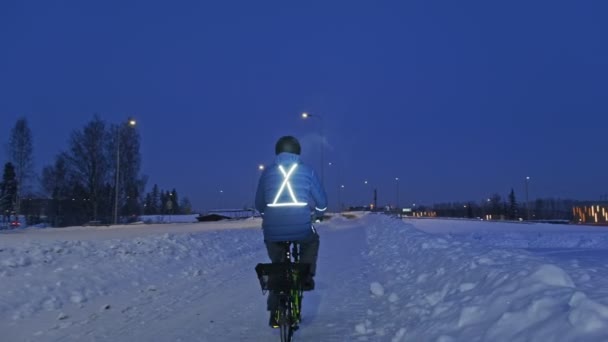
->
[297,222,374,341]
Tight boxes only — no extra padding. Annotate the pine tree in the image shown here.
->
[508,188,518,220]
[151,184,160,214]
[466,202,474,218]
[144,193,153,215]
[180,197,192,214]
[1,163,18,221]
[170,188,179,214]
[160,190,168,214]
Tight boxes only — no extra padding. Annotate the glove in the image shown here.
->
[314,212,324,222]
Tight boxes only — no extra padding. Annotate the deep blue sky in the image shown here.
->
[1,0,607,211]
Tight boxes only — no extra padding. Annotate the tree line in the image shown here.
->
[428,189,579,221]
[1,116,192,227]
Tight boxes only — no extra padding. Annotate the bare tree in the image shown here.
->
[65,115,110,221]
[8,118,34,215]
[41,153,70,198]
[41,154,71,226]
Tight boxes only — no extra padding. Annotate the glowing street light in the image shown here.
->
[363,180,373,208]
[525,176,531,220]
[338,184,345,211]
[395,177,400,209]
[301,112,325,184]
[253,164,265,210]
[114,117,137,225]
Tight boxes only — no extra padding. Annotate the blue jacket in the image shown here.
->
[255,153,328,242]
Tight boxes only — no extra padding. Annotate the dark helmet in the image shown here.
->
[275,136,301,155]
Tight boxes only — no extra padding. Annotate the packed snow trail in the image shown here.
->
[296,216,372,340]
[0,217,375,341]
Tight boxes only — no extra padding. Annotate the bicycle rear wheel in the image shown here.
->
[278,302,293,342]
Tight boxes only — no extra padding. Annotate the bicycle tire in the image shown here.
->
[279,301,293,342]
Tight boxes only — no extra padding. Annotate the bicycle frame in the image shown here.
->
[276,242,300,341]
[255,241,311,342]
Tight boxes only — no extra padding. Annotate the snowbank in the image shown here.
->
[356,215,608,341]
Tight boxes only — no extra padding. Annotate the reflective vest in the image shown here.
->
[267,164,308,207]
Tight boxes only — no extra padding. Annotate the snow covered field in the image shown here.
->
[1,214,608,341]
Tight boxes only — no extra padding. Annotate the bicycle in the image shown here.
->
[255,241,311,342]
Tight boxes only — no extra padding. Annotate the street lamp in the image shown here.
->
[395,177,400,210]
[114,117,137,225]
[364,180,372,208]
[301,112,325,184]
[252,164,265,211]
[525,176,531,220]
[339,184,345,211]
[327,161,338,211]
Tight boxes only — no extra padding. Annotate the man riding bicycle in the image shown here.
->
[255,135,328,328]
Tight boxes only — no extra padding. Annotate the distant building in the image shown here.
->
[573,202,608,224]
[412,210,437,218]
[199,208,259,220]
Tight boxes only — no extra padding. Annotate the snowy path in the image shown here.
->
[1,218,377,341]
[297,219,371,340]
[3,214,608,341]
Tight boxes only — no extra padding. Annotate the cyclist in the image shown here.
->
[255,135,328,328]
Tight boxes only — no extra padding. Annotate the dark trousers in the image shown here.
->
[265,232,320,310]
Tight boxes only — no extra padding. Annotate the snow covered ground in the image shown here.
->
[1,213,608,341]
